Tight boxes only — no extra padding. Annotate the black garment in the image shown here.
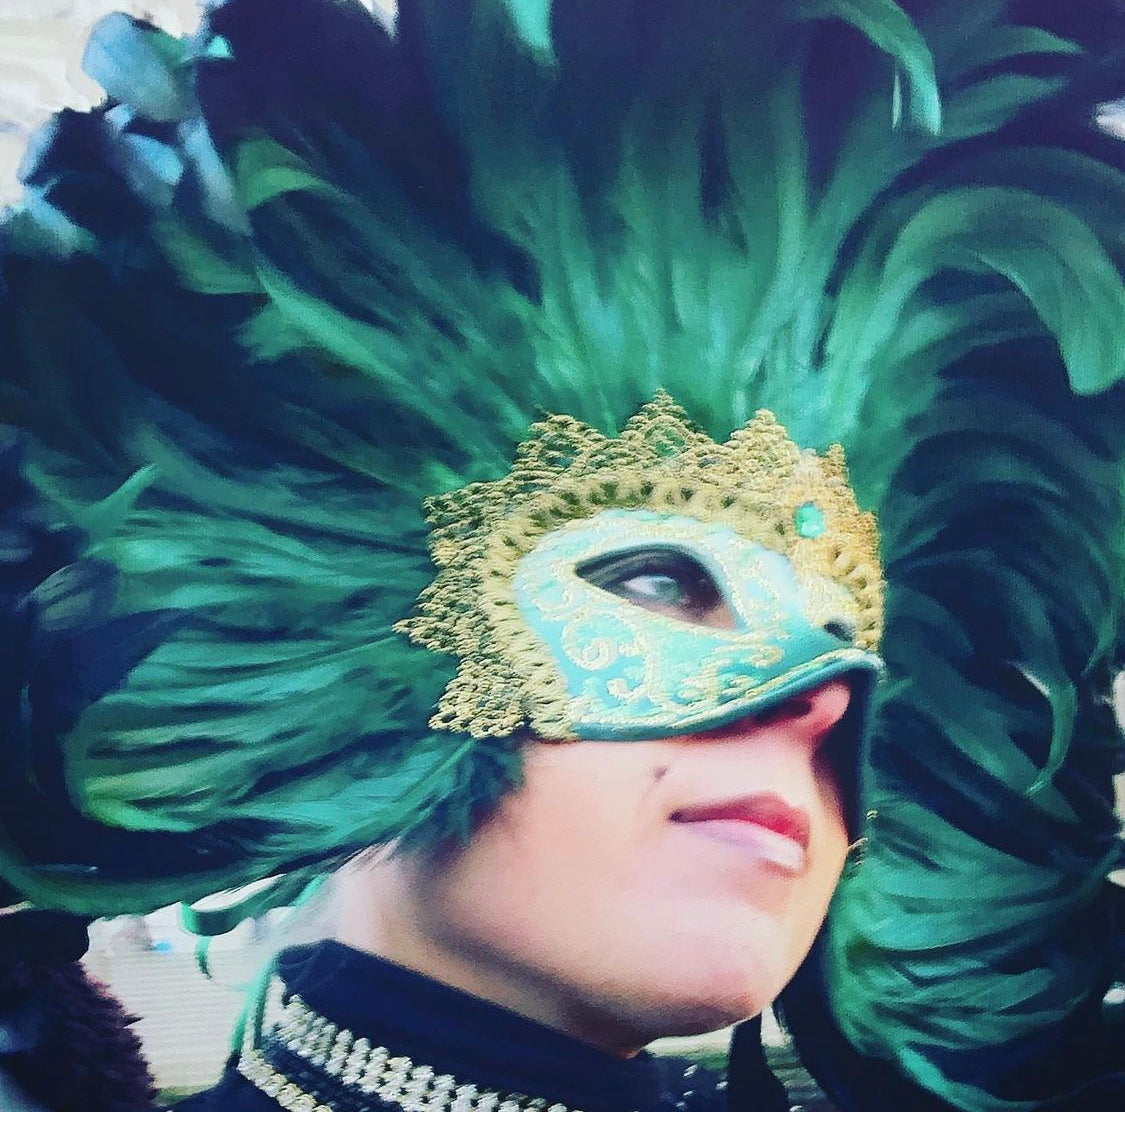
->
[179,940,788,1112]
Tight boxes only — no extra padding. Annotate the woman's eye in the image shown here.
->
[575,549,735,628]
[616,572,688,606]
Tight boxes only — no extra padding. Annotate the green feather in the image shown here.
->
[2,0,1124,1106]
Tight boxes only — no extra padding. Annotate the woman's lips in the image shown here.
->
[670,794,811,874]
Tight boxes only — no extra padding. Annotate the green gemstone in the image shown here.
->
[794,502,826,538]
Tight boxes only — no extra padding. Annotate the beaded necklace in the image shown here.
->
[236,979,576,1112]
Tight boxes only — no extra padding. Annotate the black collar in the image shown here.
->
[269,940,696,1111]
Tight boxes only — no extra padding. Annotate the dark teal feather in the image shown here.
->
[1,0,1124,1107]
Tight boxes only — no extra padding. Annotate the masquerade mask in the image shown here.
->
[513,509,881,739]
[398,394,884,742]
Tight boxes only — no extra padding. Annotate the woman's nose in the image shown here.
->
[764,678,853,741]
[709,678,853,744]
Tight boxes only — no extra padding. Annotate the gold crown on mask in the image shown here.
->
[396,392,884,740]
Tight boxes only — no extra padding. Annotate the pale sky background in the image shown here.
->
[0,0,394,202]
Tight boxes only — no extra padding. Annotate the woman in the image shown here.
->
[1,0,1123,1110]
[177,395,885,1110]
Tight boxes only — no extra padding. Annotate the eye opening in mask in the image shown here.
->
[575,547,737,629]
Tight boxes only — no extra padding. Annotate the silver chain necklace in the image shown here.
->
[236,977,577,1112]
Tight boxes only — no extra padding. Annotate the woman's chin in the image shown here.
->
[622,965,780,1043]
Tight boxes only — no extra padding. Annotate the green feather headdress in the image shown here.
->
[1,0,1124,1108]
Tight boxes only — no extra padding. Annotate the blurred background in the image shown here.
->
[84,907,289,1096]
[0,0,394,203]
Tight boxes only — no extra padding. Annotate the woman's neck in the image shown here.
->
[335,855,649,1058]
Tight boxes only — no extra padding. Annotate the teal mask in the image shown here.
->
[512,509,883,741]
[398,398,884,749]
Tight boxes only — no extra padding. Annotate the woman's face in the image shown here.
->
[378,679,852,1055]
